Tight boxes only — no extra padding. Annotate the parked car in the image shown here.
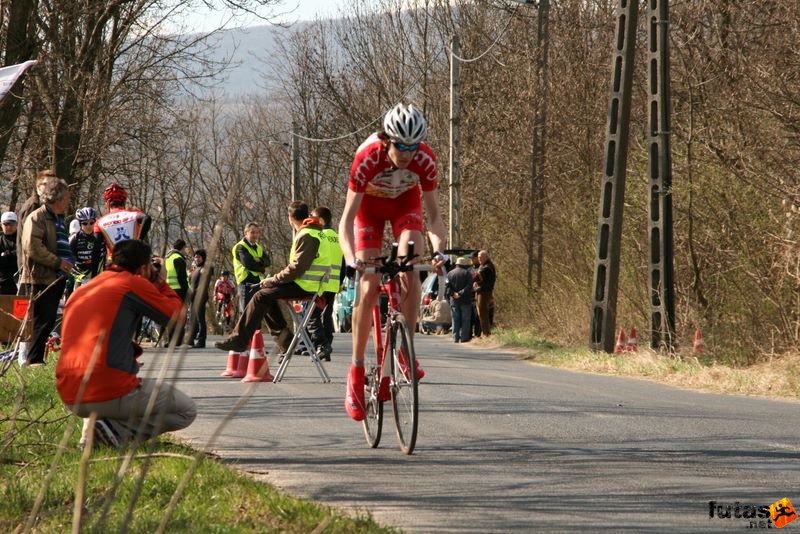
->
[333,278,355,333]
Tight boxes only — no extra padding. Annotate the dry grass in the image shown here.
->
[474,332,800,401]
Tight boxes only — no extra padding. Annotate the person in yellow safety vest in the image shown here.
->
[306,206,344,362]
[164,238,189,345]
[215,201,329,355]
[232,222,270,315]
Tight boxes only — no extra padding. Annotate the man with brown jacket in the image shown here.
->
[18,177,75,366]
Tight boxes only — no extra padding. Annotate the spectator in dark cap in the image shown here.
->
[0,211,19,295]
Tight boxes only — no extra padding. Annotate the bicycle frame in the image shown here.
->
[371,276,401,385]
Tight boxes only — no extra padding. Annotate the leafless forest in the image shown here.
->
[2,0,798,361]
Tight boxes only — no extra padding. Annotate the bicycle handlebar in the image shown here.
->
[353,241,436,307]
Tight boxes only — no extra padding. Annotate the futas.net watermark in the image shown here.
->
[709,498,797,529]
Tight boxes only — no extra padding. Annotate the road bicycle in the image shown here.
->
[354,241,433,455]
[215,293,234,334]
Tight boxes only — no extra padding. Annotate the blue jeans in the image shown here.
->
[451,302,472,343]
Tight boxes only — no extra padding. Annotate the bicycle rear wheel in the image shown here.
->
[390,315,418,454]
[362,364,383,447]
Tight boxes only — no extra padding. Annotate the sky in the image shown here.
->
[180,0,350,33]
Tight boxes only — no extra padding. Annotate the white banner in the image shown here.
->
[0,60,37,106]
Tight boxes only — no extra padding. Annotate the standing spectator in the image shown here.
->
[215,202,326,355]
[56,239,195,449]
[0,211,18,295]
[186,248,212,348]
[232,222,270,315]
[95,183,152,262]
[69,207,105,290]
[470,250,482,338]
[164,239,189,346]
[17,170,55,273]
[446,256,474,343]
[307,206,344,362]
[19,178,75,366]
[475,250,496,336]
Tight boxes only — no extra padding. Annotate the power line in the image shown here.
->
[446,6,521,64]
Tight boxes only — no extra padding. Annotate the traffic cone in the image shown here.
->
[220,350,241,377]
[234,349,249,377]
[241,330,273,382]
[626,328,638,352]
[692,329,705,354]
[614,329,627,353]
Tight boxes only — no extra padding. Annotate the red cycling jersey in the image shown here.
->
[349,133,438,251]
[214,278,235,298]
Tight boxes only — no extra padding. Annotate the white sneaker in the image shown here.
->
[94,418,121,448]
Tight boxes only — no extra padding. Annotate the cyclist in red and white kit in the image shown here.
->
[214,270,236,306]
[94,184,152,262]
[339,103,447,421]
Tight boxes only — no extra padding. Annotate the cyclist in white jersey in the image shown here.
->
[94,183,151,262]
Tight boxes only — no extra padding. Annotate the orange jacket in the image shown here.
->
[56,266,182,404]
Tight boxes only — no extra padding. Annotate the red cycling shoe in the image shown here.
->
[398,348,425,380]
[345,365,366,421]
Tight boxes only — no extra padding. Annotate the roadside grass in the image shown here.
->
[0,360,396,533]
[484,328,800,400]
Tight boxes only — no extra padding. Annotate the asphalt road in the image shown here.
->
[145,332,800,532]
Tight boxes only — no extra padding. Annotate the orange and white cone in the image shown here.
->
[241,330,273,382]
[614,329,627,353]
[220,350,241,377]
[234,349,249,377]
[626,327,638,352]
[692,329,705,354]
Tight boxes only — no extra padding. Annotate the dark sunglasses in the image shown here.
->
[393,142,419,152]
[80,220,95,226]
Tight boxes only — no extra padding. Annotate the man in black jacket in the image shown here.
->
[447,257,474,343]
[475,250,496,336]
[186,248,212,348]
[0,211,18,295]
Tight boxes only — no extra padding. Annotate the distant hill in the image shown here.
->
[201,22,314,96]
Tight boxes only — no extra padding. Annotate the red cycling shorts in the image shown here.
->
[355,190,424,252]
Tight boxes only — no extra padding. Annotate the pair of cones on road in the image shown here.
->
[220,329,273,382]
[613,327,706,353]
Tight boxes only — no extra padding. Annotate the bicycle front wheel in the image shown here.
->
[362,365,383,448]
[390,315,418,454]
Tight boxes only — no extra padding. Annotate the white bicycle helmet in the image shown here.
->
[383,103,427,144]
[75,207,98,221]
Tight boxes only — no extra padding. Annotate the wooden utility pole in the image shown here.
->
[526,0,550,292]
[449,35,461,249]
[291,122,300,201]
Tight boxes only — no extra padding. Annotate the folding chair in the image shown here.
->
[273,268,331,383]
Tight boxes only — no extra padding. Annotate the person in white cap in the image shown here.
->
[0,211,18,294]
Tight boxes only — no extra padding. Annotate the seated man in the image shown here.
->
[420,294,451,334]
[214,201,328,354]
[56,239,196,449]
